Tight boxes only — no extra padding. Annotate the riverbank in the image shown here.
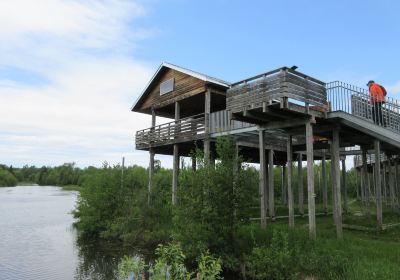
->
[61,184,82,191]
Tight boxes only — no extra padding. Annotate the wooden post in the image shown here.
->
[148,107,156,204]
[268,149,275,219]
[306,121,316,239]
[191,155,196,171]
[148,151,154,204]
[297,153,304,216]
[341,157,348,212]
[172,145,179,204]
[395,160,399,204]
[172,102,180,205]
[362,148,370,214]
[204,89,211,162]
[259,129,267,229]
[389,159,396,209]
[322,150,328,215]
[282,165,287,204]
[382,163,387,204]
[287,135,294,228]
[332,128,343,239]
[374,140,383,229]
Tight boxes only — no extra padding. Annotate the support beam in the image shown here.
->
[259,130,267,229]
[298,153,304,216]
[389,160,396,209]
[341,157,348,212]
[374,140,383,229]
[172,144,179,205]
[268,149,275,219]
[191,155,196,171]
[287,135,294,228]
[259,116,316,130]
[382,163,387,204]
[204,89,211,162]
[172,102,180,205]
[332,128,343,239]
[362,148,370,214]
[282,165,287,204]
[395,161,399,204]
[148,107,156,205]
[148,150,155,204]
[322,150,328,215]
[306,121,316,239]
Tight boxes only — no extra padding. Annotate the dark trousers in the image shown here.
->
[372,102,384,125]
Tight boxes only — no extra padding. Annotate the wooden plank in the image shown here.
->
[306,121,316,239]
[287,135,295,227]
[259,130,267,229]
[375,140,383,229]
[332,128,343,239]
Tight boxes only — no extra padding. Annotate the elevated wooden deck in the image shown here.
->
[135,66,400,164]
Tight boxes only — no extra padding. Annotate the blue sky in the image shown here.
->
[0,0,399,168]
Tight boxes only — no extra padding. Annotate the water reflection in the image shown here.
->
[74,235,126,280]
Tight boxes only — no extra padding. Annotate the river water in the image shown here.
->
[0,185,124,280]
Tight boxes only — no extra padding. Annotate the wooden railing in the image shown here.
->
[227,67,327,114]
[209,110,254,133]
[135,114,205,149]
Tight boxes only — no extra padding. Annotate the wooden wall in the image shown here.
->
[136,68,207,111]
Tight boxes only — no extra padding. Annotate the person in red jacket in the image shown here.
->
[367,80,385,125]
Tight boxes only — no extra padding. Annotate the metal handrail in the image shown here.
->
[327,81,400,133]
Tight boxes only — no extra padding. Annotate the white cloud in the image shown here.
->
[387,81,400,95]
[0,0,166,167]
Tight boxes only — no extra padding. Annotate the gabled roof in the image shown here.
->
[131,62,231,111]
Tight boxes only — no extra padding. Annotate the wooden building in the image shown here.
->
[132,62,400,239]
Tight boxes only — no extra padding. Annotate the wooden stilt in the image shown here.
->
[389,160,396,209]
[268,149,275,219]
[282,166,287,204]
[259,129,267,229]
[204,89,211,162]
[393,158,400,207]
[172,144,179,204]
[172,102,180,205]
[322,150,328,215]
[341,157,348,212]
[362,149,370,214]
[306,121,316,239]
[148,107,156,204]
[374,140,383,229]
[148,150,155,204]
[287,135,294,228]
[382,163,387,204]
[298,153,304,216]
[191,155,196,171]
[332,128,343,239]
[360,167,365,203]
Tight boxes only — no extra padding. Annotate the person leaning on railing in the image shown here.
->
[367,80,386,126]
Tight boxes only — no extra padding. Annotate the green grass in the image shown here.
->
[260,200,400,280]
